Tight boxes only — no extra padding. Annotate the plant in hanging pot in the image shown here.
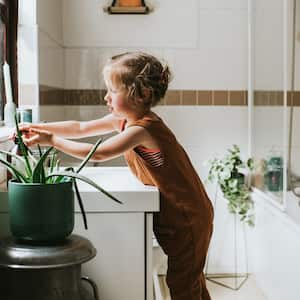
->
[0,117,122,242]
[206,144,255,226]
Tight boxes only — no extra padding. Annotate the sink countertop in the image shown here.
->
[0,167,159,213]
[75,167,159,212]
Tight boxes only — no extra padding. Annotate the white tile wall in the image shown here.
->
[64,105,109,121]
[252,107,285,159]
[199,0,248,10]
[62,0,198,48]
[64,48,166,89]
[64,48,105,90]
[38,30,65,88]
[39,105,67,122]
[254,0,285,90]
[37,0,250,89]
[37,0,63,45]
[18,26,39,86]
[290,108,300,175]
[198,10,248,50]
[164,48,247,89]
[34,0,300,91]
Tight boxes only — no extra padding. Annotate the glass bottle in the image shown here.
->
[265,147,283,192]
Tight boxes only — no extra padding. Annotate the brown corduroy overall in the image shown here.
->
[121,112,214,300]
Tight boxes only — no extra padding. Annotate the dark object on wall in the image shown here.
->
[105,0,150,14]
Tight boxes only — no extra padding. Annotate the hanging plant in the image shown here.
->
[206,144,255,227]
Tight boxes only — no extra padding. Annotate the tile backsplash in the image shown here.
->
[40,85,248,106]
[39,85,300,107]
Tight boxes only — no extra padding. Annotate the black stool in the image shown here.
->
[0,234,99,300]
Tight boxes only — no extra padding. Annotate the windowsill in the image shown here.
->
[0,126,13,142]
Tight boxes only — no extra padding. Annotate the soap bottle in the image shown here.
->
[4,100,16,127]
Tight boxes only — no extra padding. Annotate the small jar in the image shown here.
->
[17,108,32,123]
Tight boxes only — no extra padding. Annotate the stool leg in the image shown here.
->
[81,276,99,300]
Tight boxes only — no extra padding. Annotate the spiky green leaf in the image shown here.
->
[46,171,122,204]
[0,156,29,183]
[32,146,53,183]
[76,138,103,173]
[14,114,32,177]
[0,149,26,166]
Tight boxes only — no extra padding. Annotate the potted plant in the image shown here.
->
[206,144,255,226]
[0,117,122,242]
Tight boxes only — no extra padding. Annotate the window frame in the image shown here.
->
[0,0,18,121]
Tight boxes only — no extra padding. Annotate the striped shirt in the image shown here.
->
[134,146,164,168]
[119,119,164,168]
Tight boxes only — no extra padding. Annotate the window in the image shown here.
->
[0,0,18,122]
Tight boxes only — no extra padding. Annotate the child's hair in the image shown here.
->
[103,52,171,108]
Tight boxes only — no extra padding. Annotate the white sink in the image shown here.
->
[74,167,159,213]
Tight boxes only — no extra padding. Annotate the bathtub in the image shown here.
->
[286,188,300,225]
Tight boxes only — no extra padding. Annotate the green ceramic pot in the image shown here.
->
[8,180,74,242]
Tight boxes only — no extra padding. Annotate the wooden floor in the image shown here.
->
[157,275,267,300]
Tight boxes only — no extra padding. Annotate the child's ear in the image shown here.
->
[142,88,151,100]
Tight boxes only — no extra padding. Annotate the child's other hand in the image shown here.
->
[22,128,54,147]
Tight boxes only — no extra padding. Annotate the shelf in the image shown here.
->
[105,5,150,14]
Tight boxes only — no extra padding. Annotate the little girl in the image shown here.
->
[21,52,214,300]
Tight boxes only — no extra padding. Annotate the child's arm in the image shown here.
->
[23,125,147,162]
[19,114,121,139]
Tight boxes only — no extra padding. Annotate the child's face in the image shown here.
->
[104,72,133,118]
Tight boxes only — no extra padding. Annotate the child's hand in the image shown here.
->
[9,123,35,140]
[22,128,54,147]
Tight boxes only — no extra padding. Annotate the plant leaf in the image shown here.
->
[46,171,122,204]
[76,138,103,173]
[74,178,88,230]
[14,114,32,177]
[27,151,38,167]
[32,146,53,183]
[65,166,88,230]
[0,156,29,183]
[37,144,43,158]
[49,150,58,173]
[0,149,26,166]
